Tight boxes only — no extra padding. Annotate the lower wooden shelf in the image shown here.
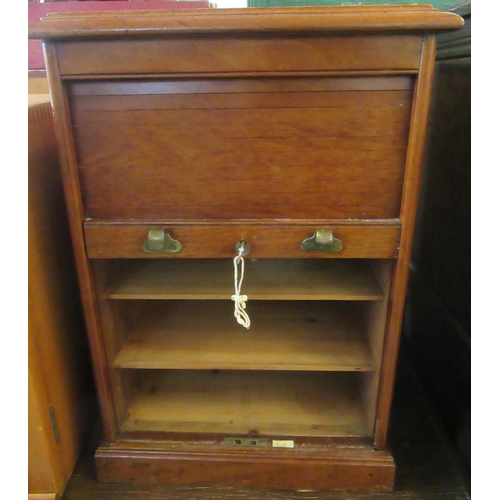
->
[119,370,370,438]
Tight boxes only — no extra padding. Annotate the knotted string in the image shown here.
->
[231,244,250,329]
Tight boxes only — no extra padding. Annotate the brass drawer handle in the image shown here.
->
[142,229,182,254]
[301,230,343,253]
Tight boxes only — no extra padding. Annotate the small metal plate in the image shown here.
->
[223,437,268,447]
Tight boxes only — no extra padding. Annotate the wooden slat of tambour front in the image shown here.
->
[79,136,406,157]
[121,370,370,437]
[76,141,406,168]
[76,126,408,154]
[81,190,403,221]
[68,76,414,96]
[105,259,384,301]
[113,301,375,372]
[71,90,413,112]
[83,223,401,259]
[78,159,406,220]
[56,36,422,77]
[74,106,410,128]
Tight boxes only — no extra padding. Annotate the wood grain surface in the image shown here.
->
[71,76,412,220]
[56,35,424,77]
[35,5,466,493]
[120,370,370,437]
[84,223,401,259]
[44,42,119,442]
[104,259,385,300]
[28,5,464,39]
[374,36,438,450]
[112,301,376,371]
[28,96,93,498]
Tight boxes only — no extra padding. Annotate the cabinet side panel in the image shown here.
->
[43,42,118,441]
[374,36,438,449]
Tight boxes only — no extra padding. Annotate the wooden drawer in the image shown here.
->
[70,75,413,221]
[84,222,400,259]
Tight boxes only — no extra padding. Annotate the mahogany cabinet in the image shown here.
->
[29,6,463,492]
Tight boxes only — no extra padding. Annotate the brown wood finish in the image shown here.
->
[28,97,92,500]
[359,260,394,435]
[120,370,370,437]
[29,495,58,500]
[29,5,464,38]
[113,301,376,371]
[95,440,395,492]
[30,5,463,492]
[59,350,471,498]
[88,261,137,431]
[84,223,401,259]
[69,76,414,95]
[71,76,411,220]
[54,35,423,77]
[43,43,118,442]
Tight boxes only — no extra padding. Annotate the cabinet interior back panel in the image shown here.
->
[69,76,413,220]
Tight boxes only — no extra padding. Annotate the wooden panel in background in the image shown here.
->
[28,97,93,499]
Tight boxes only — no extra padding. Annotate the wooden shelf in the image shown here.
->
[113,301,375,371]
[120,370,370,438]
[105,259,384,301]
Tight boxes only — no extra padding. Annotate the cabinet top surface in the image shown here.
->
[29,5,463,40]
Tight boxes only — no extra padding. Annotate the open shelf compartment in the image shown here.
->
[119,369,371,438]
[104,259,385,301]
[92,258,393,444]
[112,300,376,372]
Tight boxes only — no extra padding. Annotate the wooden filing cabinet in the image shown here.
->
[29,6,463,492]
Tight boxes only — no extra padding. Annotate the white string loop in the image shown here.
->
[231,245,251,329]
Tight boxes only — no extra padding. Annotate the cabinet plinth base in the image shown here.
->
[95,441,395,491]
